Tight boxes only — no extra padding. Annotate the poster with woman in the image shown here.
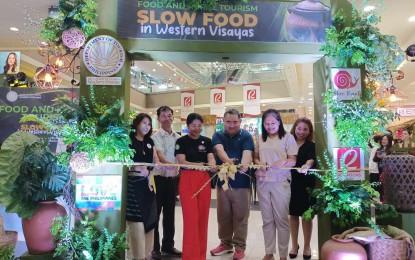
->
[0,51,20,74]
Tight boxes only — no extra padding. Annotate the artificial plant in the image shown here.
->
[40,0,98,44]
[0,245,16,260]
[0,131,71,219]
[321,0,404,83]
[51,215,128,260]
[323,88,395,150]
[303,152,398,234]
[21,86,134,168]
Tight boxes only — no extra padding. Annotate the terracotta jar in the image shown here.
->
[321,235,367,260]
[22,200,67,255]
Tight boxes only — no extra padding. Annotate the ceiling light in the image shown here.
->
[409,16,415,22]
[308,83,313,88]
[299,101,303,103]
[174,73,177,76]
[149,112,153,115]
[175,110,179,113]
[10,27,19,32]
[308,92,313,95]
[175,86,180,90]
[363,5,375,12]
[308,98,313,101]
[261,104,266,107]
[152,69,156,72]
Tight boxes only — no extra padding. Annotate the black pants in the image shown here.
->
[369,172,383,201]
[153,176,179,251]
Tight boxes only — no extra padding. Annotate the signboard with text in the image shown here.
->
[331,68,362,101]
[210,87,226,117]
[243,83,261,116]
[76,175,122,211]
[117,0,331,43]
[396,106,415,117]
[0,88,79,152]
[333,147,365,181]
[181,90,195,122]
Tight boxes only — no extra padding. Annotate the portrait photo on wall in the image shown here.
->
[0,51,21,75]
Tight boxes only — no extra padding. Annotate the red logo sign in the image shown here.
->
[213,93,222,103]
[334,71,359,89]
[183,96,192,107]
[336,148,361,172]
[247,89,256,100]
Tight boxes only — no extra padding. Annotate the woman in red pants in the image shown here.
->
[175,113,217,260]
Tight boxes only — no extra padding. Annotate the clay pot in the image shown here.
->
[321,235,367,260]
[22,200,67,255]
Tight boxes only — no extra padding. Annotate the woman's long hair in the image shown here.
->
[131,113,153,138]
[261,109,286,142]
[4,52,18,74]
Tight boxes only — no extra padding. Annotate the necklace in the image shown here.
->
[135,136,146,155]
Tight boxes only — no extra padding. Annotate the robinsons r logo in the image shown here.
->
[83,36,126,77]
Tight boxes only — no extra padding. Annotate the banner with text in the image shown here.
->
[333,147,365,181]
[117,0,331,43]
[181,90,195,122]
[243,83,261,116]
[0,88,79,152]
[210,87,226,117]
[331,68,362,101]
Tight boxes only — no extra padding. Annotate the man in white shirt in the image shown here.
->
[151,106,182,258]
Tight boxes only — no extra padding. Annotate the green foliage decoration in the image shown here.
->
[51,215,129,260]
[320,0,404,83]
[0,245,16,260]
[21,87,134,167]
[0,132,70,219]
[303,151,398,233]
[40,0,98,44]
[323,89,395,150]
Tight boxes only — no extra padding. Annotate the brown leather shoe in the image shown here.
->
[151,250,162,259]
[162,247,182,256]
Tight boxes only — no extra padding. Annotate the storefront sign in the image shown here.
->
[333,147,365,181]
[181,90,195,122]
[86,77,122,85]
[331,68,362,101]
[75,175,122,211]
[210,87,226,117]
[117,0,331,43]
[83,35,125,77]
[396,106,415,117]
[243,83,261,116]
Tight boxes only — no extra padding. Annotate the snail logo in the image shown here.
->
[213,93,223,103]
[334,71,359,89]
[247,89,256,100]
[83,36,125,77]
[184,96,192,106]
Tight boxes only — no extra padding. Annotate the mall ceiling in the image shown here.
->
[0,0,414,117]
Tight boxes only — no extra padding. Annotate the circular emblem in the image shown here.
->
[6,91,18,102]
[62,28,86,49]
[147,143,152,149]
[198,145,206,151]
[83,35,125,76]
[175,144,180,150]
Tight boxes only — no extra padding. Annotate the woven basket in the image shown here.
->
[367,239,407,260]
[0,217,18,248]
[383,155,415,212]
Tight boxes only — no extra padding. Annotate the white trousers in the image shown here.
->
[126,221,154,260]
[256,180,291,257]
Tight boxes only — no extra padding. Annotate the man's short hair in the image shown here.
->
[223,108,241,119]
[157,106,173,117]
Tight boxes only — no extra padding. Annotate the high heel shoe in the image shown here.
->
[303,248,311,260]
[289,245,299,259]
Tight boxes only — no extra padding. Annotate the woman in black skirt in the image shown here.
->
[288,118,316,260]
[126,113,160,260]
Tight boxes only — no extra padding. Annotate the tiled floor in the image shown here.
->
[157,195,319,260]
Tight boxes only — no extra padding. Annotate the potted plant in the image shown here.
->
[0,131,71,255]
[303,152,398,233]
